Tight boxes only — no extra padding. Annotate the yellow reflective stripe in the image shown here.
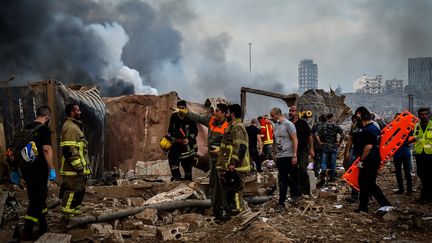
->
[42,208,48,214]
[235,165,251,172]
[264,140,273,145]
[266,125,271,142]
[60,157,65,174]
[233,139,248,145]
[24,215,39,223]
[61,207,75,214]
[60,171,78,176]
[64,192,74,211]
[60,141,78,146]
[71,159,81,166]
[232,154,239,160]
[235,192,242,211]
[226,145,233,166]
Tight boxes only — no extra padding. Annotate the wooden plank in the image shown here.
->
[0,191,9,225]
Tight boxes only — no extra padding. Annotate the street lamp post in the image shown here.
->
[248,43,252,73]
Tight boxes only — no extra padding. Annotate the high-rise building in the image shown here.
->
[385,78,403,94]
[298,59,318,92]
[408,57,432,90]
[354,74,383,94]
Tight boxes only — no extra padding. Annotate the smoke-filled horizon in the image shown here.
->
[1,0,431,114]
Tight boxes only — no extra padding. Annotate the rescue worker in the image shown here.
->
[412,107,432,203]
[355,108,391,213]
[10,106,56,240]
[216,104,250,216]
[258,115,274,163]
[59,103,92,218]
[176,103,230,221]
[166,100,198,181]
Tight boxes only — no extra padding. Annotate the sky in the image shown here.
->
[1,0,431,108]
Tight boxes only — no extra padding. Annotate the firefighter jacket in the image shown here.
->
[216,118,250,172]
[60,118,91,176]
[187,111,229,162]
[414,121,432,154]
[167,113,198,159]
[260,118,274,145]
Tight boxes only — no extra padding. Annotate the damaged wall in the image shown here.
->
[0,80,106,179]
[104,93,212,171]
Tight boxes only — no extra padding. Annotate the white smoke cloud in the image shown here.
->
[115,66,158,95]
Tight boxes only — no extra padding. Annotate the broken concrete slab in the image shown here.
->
[182,232,207,242]
[127,197,145,207]
[135,208,158,225]
[110,226,157,238]
[105,230,124,243]
[86,184,152,199]
[121,218,144,230]
[157,222,190,241]
[90,223,113,237]
[173,213,205,229]
[144,181,199,206]
[35,233,72,243]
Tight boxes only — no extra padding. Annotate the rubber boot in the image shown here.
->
[171,168,181,181]
[36,214,48,237]
[21,219,37,241]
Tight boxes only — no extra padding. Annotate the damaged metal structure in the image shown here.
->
[0,80,106,179]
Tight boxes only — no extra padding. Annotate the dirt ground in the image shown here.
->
[1,165,432,242]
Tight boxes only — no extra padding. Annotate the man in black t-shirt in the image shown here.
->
[355,108,391,213]
[246,118,263,172]
[10,106,56,240]
[289,106,314,196]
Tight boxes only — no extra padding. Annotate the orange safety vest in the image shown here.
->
[260,118,274,144]
[209,116,229,135]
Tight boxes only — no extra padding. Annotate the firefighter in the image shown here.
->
[216,104,250,216]
[59,103,92,218]
[175,103,230,221]
[258,115,274,163]
[166,100,198,181]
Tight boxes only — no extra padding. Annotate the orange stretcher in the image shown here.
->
[341,157,360,191]
[342,111,419,191]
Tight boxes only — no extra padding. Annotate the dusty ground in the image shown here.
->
[1,165,432,242]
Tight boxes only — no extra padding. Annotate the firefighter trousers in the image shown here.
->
[60,175,86,216]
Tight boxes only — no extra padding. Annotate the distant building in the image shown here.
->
[354,74,383,94]
[408,57,432,91]
[385,79,403,94]
[298,59,318,92]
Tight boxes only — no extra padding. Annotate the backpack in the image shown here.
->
[6,123,44,168]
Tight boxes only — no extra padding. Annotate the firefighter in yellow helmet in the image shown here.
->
[59,103,91,218]
[215,104,250,217]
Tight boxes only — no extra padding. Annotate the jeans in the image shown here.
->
[321,149,337,179]
[393,155,412,192]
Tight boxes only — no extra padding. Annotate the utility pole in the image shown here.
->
[248,43,252,73]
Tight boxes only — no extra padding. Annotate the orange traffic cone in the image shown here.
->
[342,157,360,191]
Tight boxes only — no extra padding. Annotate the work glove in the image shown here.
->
[10,170,20,184]
[307,162,314,170]
[48,168,57,181]
[171,108,189,114]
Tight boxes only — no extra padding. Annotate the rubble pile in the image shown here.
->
[1,160,432,242]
